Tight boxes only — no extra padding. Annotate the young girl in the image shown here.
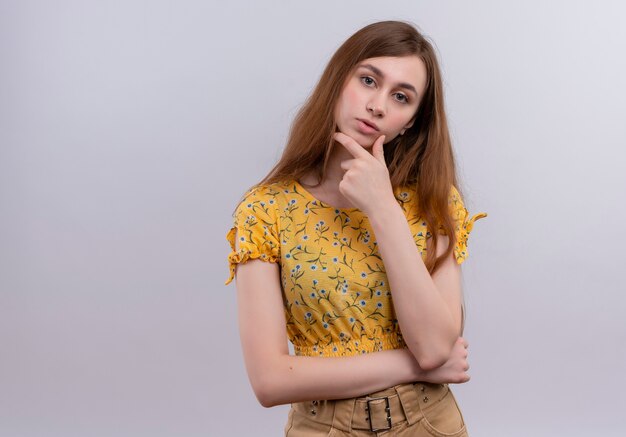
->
[225,20,487,437]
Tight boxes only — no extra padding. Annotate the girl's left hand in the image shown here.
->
[418,337,471,384]
[333,131,396,216]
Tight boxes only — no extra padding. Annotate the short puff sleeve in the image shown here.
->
[225,185,281,285]
[439,185,488,264]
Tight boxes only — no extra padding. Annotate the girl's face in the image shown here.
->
[334,55,427,147]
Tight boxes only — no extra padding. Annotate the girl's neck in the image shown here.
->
[299,145,367,208]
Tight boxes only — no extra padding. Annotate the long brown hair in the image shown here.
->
[243,20,465,278]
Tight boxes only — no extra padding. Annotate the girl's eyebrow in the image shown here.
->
[359,63,419,96]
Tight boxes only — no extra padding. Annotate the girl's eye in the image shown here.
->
[361,76,410,104]
[361,76,375,86]
[395,93,409,103]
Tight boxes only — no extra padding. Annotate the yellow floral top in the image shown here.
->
[225,179,487,357]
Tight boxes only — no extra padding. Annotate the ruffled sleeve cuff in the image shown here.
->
[224,225,281,285]
[437,186,488,264]
[453,211,488,264]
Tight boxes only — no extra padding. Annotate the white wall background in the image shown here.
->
[2,1,625,436]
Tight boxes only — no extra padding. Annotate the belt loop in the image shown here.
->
[394,383,422,425]
[331,398,356,433]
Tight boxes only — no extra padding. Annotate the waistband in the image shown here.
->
[290,382,449,433]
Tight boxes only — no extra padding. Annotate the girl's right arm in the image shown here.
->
[233,254,470,408]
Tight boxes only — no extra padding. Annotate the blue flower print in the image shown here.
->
[226,180,487,357]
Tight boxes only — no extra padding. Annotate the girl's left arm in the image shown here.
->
[368,203,463,371]
[332,131,464,371]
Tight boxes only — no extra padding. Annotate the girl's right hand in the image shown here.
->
[420,337,470,384]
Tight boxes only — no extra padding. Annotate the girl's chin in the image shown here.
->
[334,127,381,147]
[352,130,378,146]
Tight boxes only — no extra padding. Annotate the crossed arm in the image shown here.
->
[233,232,470,408]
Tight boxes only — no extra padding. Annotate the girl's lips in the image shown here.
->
[356,119,379,135]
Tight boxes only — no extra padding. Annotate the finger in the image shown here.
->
[333,132,370,159]
[372,134,386,163]
[340,158,357,172]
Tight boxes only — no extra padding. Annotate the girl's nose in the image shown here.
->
[367,100,385,117]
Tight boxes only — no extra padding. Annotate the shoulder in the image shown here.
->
[231,181,291,223]
[448,185,464,206]
[240,182,285,202]
[236,181,288,208]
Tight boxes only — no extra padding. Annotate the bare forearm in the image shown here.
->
[368,203,457,368]
[257,348,422,407]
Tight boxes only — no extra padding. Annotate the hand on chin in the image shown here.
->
[335,129,375,150]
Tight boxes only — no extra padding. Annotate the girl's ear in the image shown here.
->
[404,116,416,130]
[400,117,416,135]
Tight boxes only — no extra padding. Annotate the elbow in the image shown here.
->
[410,342,454,371]
[416,353,449,371]
[248,354,290,408]
[257,392,276,409]
[251,373,279,408]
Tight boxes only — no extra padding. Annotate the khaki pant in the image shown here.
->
[284,382,468,436]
